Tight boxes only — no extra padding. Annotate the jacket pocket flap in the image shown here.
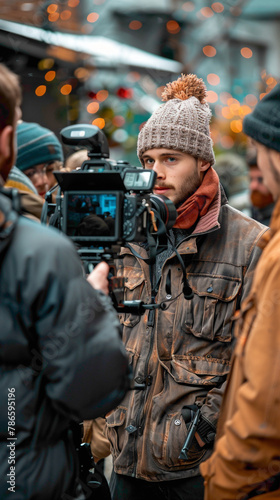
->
[188,274,241,302]
[171,356,230,382]
[106,407,126,427]
[123,268,145,291]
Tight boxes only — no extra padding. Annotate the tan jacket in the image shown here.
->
[105,190,269,481]
[200,200,280,499]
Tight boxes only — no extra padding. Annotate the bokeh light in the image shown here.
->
[74,67,91,81]
[96,90,109,102]
[239,105,252,117]
[60,10,72,21]
[38,58,55,70]
[200,7,213,18]
[207,73,220,86]
[87,12,99,23]
[87,102,100,114]
[47,4,58,14]
[245,94,258,107]
[221,107,234,119]
[266,76,277,88]
[92,118,105,129]
[241,47,253,59]
[182,2,194,12]
[206,90,218,103]
[68,0,79,6]
[48,12,59,22]
[35,85,46,97]
[112,115,126,127]
[60,84,72,95]
[211,2,224,13]
[229,102,240,114]
[203,45,216,57]
[45,70,56,82]
[129,20,142,30]
[230,120,243,133]
[166,20,180,34]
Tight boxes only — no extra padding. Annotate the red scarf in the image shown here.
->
[173,167,219,229]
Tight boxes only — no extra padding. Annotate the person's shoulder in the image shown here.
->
[223,203,269,232]
[17,215,75,251]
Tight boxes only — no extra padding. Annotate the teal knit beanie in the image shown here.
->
[243,84,280,153]
[16,121,64,171]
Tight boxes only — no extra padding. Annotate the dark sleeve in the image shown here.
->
[23,227,129,421]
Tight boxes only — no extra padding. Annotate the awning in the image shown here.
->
[0,19,182,73]
[241,0,280,19]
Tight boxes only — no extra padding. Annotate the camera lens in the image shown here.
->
[149,194,177,231]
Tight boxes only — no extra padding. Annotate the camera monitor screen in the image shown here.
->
[63,191,121,242]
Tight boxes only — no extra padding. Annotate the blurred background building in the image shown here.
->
[0,0,279,168]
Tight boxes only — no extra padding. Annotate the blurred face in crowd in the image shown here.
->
[254,142,280,201]
[24,163,49,198]
[249,165,274,209]
[44,160,63,190]
[24,161,63,198]
[142,148,210,206]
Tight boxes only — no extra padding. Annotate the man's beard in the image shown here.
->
[175,171,201,208]
[250,190,274,209]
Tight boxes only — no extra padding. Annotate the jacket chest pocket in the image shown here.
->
[118,266,146,328]
[179,274,241,343]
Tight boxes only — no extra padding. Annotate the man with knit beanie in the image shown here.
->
[15,121,64,198]
[201,85,280,499]
[103,74,269,500]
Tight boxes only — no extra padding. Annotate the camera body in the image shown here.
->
[50,124,176,251]
[55,170,157,246]
[44,124,177,312]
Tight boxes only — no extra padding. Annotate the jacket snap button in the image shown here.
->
[166,294,172,299]
[174,419,181,426]
[207,286,213,293]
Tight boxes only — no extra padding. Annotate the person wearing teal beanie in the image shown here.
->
[16,121,64,198]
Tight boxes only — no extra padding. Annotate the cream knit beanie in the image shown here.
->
[137,74,215,166]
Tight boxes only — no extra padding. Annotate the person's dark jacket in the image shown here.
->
[0,188,129,499]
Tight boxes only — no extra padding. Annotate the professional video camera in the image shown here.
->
[42,124,178,313]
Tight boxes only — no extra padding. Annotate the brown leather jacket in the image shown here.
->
[105,189,269,482]
[200,199,280,500]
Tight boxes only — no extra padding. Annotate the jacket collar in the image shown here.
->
[191,183,222,236]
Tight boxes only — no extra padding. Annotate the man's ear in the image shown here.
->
[199,159,211,173]
[0,125,13,160]
[0,125,16,182]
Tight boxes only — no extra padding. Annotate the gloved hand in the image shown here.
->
[181,405,216,450]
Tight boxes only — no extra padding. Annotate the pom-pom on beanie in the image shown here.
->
[137,73,215,166]
[243,83,280,153]
[16,121,64,172]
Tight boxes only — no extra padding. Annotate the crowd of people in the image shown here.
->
[1,60,280,500]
